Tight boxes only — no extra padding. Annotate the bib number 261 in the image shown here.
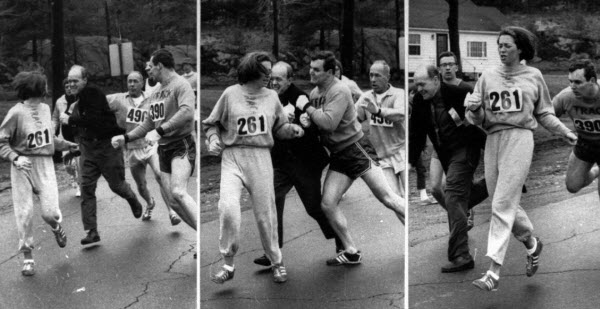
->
[27,129,50,148]
[490,88,522,113]
[237,114,267,136]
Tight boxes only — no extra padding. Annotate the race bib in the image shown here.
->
[149,101,166,121]
[489,88,523,113]
[574,118,600,134]
[236,113,268,136]
[126,107,148,124]
[370,114,393,127]
[26,128,51,149]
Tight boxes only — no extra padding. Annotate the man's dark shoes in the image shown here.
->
[441,255,474,273]
[253,254,272,267]
[81,229,100,245]
[127,198,143,219]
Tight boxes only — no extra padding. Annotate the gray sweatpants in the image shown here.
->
[218,146,282,265]
[484,128,534,265]
[11,156,62,252]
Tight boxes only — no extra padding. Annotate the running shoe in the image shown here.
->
[212,266,234,284]
[272,263,287,283]
[170,214,182,226]
[253,254,271,267]
[526,237,543,277]
[142,198,155,221]
[52,223,67,248]
[472,271,499,291]
[326,250,362,266]
[22,260,35,276]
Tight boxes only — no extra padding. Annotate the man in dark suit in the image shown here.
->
[253,61,343,266]
[409,64,488,273]
[60,65,143,245]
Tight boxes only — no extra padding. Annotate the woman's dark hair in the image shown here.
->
[497,26,537,61]
[13,71,47,100]
[237,51,274,84]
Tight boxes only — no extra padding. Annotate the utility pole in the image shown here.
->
[50,0,64,110]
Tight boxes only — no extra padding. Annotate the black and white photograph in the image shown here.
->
[200,0,406,308]
[408,0,600,308]
[0,0,197,308]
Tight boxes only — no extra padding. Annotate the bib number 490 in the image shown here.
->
[237,114,267,136]
[126,107,147,124]
[490,88,522,113]
[27,129,50,148]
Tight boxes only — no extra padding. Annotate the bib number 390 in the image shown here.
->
[27,129,50,148]
[490,88,523,113]
[237,114,267,136]
[149,101,165,121]
[574,118,600,134]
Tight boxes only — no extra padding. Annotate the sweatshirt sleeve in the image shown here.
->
[202,88,229,142]
[534,73,572,137]
[125,109,155,142]
[0,107,19,162]
[465,76,485,126]
[552,91,566,118]
[308,87,351,132]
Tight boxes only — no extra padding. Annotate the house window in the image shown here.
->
[409,34,421,55]
[467,41,487,58]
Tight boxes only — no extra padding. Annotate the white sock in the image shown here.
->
[526,238,537,255]
[420,189,428,200]
[486,270,499,280]
[223,264,234,272]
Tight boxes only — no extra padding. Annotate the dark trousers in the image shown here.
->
[415,154,427,190]
[440,145,488,261]
[274,162,341,248]
[80,138,137,230]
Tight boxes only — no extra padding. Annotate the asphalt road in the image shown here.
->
[409,188,600,309]
[200,176,405,309]
[0,167,197,309]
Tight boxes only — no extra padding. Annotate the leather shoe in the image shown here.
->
[81,229,101,245]
[441,255,474,273]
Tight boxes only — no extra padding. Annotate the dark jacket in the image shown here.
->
[409,82,485,165]
[68,85,125,140]
[271,83,329,171]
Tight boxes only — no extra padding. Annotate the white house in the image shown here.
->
[402,0,509,80]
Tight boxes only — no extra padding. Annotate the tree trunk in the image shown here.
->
[50,0,64,109]
[341,0,354,78]
[446,0,462,75]
[105,0,111,73]
[32,36,38,61]
[360,27,365,75]
[272,0,278,58]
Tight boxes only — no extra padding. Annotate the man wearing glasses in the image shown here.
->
[430,52,479,229]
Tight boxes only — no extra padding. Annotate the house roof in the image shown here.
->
[409,0,509,32]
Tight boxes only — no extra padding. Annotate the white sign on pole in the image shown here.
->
[109,42,134,77]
